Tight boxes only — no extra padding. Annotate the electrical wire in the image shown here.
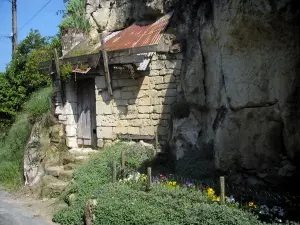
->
[0,36,10,41]
[18,0,52,32]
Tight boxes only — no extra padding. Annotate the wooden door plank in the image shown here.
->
[77,78,97,147]
[77,80,92,140]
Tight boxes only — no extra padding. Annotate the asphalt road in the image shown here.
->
[0,190,51,225]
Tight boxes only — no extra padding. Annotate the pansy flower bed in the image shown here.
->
[119,172,298,224]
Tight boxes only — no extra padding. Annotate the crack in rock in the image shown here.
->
[231,100,279,111]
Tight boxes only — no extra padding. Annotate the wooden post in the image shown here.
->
[53,48,65,103]
[99,32,113,96]
[112,160,117,183]
[121,151,125,179]
[155,132,159,152]
[220,176,225,204]
[146,167,152,191]
[121,151,125,170]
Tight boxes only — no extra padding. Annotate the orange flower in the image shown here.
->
[249,202,254,207]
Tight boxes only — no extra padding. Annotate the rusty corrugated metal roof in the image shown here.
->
[72,67,91,74]
[104,11,173,52]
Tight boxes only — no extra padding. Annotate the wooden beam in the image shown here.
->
[60,44,157,66]
[100,32,113,96]
[62,53,100,67]
[108,45,158,57]
[53,48,65,103]
[109,54,145,65]
[61,53,145,66]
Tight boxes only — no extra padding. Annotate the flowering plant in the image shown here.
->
[120,172,287,224]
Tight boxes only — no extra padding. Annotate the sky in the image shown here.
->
[0,0,65,72]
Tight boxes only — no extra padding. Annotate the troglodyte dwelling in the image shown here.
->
[41,11,183,149]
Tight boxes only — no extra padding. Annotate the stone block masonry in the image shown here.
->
[94,52,182,148]
[54,79,78,148]
[54,52,182,149]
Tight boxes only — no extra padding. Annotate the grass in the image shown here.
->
[0,87,53,190]
[53,142,156,224]
[52,142,263,225]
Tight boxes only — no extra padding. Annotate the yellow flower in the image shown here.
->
[216,196,220,202]
[141,174,147,181]
[167,181,173,186]
[249,202,254,207]
[207,188,215,195]
[172,181,177,186]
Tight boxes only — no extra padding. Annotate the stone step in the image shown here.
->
[69,148,98,156]
[45,166,73,181]
[41,180,69,198]
[62,155,90,165]
[74,155,89,164]
[63,163,78,171]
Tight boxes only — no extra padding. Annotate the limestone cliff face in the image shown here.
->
[172,0,300,186]
[85,0,299,186]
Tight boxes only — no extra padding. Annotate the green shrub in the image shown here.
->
[60,63,73,82]
[23,86,53,119]
[65,183,260,225]
[0,118,13,140]
[53,142,155,225]
[53,142,262,225]
[0,30,53,119]
[0,87,52,189]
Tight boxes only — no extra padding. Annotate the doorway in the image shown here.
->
[77,78,97,148]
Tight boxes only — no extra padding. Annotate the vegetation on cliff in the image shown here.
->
[0,87,53,189]
[0,29,60,189]
[59,0,90,33]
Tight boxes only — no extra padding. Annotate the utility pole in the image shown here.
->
[12,0,17,55]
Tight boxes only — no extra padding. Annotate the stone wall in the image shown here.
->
[94,52,182,147]
[54,79,78,148]
[53,52,182,149]
[61,30,86,56]
[167,0,300,186]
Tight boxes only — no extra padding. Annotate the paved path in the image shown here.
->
[0,190,51,225]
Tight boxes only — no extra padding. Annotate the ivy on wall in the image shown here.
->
[60,62,73,82]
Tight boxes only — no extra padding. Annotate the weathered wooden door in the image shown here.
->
[77,78,96,147]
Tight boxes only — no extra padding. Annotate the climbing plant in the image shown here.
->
[60,62,73,82]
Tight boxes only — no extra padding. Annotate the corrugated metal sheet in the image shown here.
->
[104,11,173,52]
[136,52,154,71]
[72,67,91,74]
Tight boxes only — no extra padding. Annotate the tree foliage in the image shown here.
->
[0,30,61,120]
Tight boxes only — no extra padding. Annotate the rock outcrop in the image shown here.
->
[170,0,300,186]
[24,119,46,186]
[81,0,300,187]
